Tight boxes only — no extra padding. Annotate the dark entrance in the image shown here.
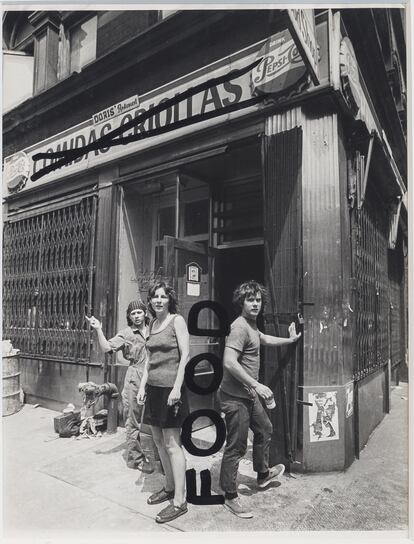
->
[214,244,264,325]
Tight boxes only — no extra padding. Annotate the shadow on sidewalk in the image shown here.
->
[95,440,127,455]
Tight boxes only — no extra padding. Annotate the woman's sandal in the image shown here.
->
[147,487,175,505]
[155,502,188,523]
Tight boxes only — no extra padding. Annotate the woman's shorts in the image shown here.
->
[143,384,189,429]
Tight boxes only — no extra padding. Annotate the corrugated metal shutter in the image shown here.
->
[262,127,303,466]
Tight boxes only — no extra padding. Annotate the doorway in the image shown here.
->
[118,139,264,428]
[214,244,264,325]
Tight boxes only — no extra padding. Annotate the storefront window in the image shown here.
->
[70,15,97,73]
[215,180,263,245]
[184,200,209,236]
[153,205,175,272]
[157,206,175,241]
[3,51,34,112]
[154,245,164,272]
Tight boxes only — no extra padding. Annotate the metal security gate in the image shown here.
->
[352,183,389,381]
[3,196,97,363]
[388,234,406,370]
[262,127,303,468]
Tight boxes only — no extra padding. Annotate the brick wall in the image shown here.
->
[96,11,160,58]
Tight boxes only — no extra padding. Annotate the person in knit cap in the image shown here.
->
[87,299,154,472]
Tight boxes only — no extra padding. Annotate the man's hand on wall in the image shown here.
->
[288,322,301,342]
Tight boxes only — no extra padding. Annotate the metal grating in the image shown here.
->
[353,185,389,381]
[388,234,405,367]
[3,196,97,362]
[263,128,302,316]
[262,127,303,465]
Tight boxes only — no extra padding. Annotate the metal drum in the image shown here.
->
[2,354,22,416]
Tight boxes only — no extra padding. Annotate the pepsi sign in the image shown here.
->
[251,29,308,96]
[4,151,30,193]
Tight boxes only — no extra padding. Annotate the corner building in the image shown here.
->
[3,9,407,472]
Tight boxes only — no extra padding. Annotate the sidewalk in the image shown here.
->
[2,383,409,537]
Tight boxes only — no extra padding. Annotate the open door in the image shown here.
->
[163,235,221,429]
[262,127,303,470]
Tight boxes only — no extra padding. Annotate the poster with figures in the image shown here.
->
[309,391,339,442]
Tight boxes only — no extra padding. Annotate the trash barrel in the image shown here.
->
[106,391,119,434]
[2,354,22,416]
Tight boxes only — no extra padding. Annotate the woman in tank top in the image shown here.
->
[137,281,190,524]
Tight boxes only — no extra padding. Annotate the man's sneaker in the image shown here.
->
[257,464,285,489]
[224,497,253,518]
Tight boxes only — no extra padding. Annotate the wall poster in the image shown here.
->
[309,391,339,442]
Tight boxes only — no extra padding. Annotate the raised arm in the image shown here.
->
[86,315,112,352]
[259,322,301,347]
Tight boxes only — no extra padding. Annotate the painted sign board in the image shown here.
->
[330,13,378,136]
[286,9,319,85]
[3,40,264,197]
[251,29,307,96]
[92,95,140,125]
[339,37,361,115]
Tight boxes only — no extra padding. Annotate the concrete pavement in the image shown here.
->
[2,382,409,538]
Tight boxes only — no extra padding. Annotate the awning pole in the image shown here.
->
[358,131,375,209]
[388,196,402,249]
[175,172,180,238]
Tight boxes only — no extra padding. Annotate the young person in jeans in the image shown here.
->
[219,280,301,518]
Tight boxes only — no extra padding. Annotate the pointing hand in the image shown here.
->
[85,315,102,330]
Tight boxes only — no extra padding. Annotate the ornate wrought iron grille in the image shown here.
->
[3,196,97,362]
[353,185,389,381]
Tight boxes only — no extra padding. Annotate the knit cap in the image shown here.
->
[127,299,146,314]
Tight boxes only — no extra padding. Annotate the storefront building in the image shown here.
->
[3,9,407,472]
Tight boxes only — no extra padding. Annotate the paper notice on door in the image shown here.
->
[187,282,200,297]
[345,383,353,417]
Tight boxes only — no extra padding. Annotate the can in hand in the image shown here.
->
[173,400,182,417]
[265,395,276,410]
[137,394,146,406]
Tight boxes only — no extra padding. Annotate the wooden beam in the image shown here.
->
[358,131,375,209]
[175,173,180,238]
[90,166,119,376]
[169,236,206,255]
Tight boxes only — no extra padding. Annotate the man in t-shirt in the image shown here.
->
[219,281,301,518]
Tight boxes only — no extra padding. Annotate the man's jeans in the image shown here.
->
[122,366,145,464]
[219,390,273,495]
